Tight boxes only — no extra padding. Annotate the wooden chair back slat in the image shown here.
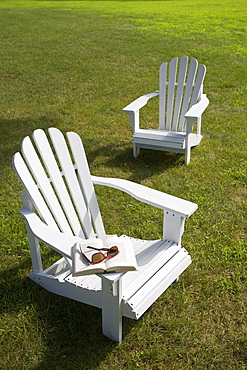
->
[33,129,84,237]
[159,57,206,133]
[67,131,106,240]
[172,55,189,131]
[189,63,206,107]
[178,57,198,131]
[124,56,209,163]
[159,62,167,130]
[12,152,60,231]
[166,57,178,130]
[21,136,74,235]
[13,128,106,239]
[48,128,95,239]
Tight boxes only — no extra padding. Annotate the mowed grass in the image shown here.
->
[0,1,246,369]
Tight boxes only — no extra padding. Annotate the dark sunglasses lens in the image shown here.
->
[108,246,118,257]
[92,253,105,263]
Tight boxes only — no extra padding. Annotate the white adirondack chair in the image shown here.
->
[123,56,209,164]
[12,128,198,342]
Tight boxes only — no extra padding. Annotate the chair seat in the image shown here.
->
[133,129,202,151]
[30,235,191,321]
[121,236,191,319]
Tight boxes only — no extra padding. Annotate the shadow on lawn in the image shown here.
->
[86,141,184,184]
[1,256,136,369]
[0,116,183,182]
[0,116,60,169]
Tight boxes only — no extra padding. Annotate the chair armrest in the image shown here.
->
[122,91,159,113]
[185,94,209,119]
[99,271,125,283]
[20,208,82,259]
[92,176,197,218]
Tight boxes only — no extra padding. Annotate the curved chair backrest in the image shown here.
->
[159,56,206,132]
[12,128,106,240]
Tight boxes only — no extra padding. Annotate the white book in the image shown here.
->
[72,236,138,276]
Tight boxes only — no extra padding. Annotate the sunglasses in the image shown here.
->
[80,245,119,265]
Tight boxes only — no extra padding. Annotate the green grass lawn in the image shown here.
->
[0,1,246,369]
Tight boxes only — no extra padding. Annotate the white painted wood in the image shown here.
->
[124,252,192,319]
[13,128,197,342]
[159,62,167,130]
[123,92,159,132]
[33,129,84,237]
[127,248,190,310]
[123,91,159,113]
[134,129,186,143]
[25,222,43,273]
[29,271,102,308]
[189,64,206,108]
[166,57,178,130]
[67,131,106,240]
[197,116,202,136]
[102,276,122,342]
[178,57,198,132]
[133,142,140,157]
[12,153,59,231]
[21,136,73,235]
[48,128,95,239]
[163,211,185,244]
[91,175,198,217]
[122,241,179,301]
[20,208,81,259]
[123,56,209,163]
[172,55,188,131]
[185,93,209,119]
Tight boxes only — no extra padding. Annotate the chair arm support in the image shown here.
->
[99,271,125,285]
[122,91,159,113]
[185,94,209,120]
[92,176,197,218]
[20,208,82,259]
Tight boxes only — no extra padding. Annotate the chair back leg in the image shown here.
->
[133,143,140,158]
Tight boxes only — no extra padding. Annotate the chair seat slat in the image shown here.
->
[126,248,191,312]
[134,129,185,143]
[122,240,178,301]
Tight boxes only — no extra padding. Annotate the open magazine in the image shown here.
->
[72,236,138,276]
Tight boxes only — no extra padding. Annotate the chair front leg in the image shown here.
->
[185,118,195,165]
[185,140,191,165]
[196,116,202,136]
[101,275,123,342]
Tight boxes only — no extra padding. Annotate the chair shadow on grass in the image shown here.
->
[1,252,138,369]
[0,116,58,170]
[85,140,184,184]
